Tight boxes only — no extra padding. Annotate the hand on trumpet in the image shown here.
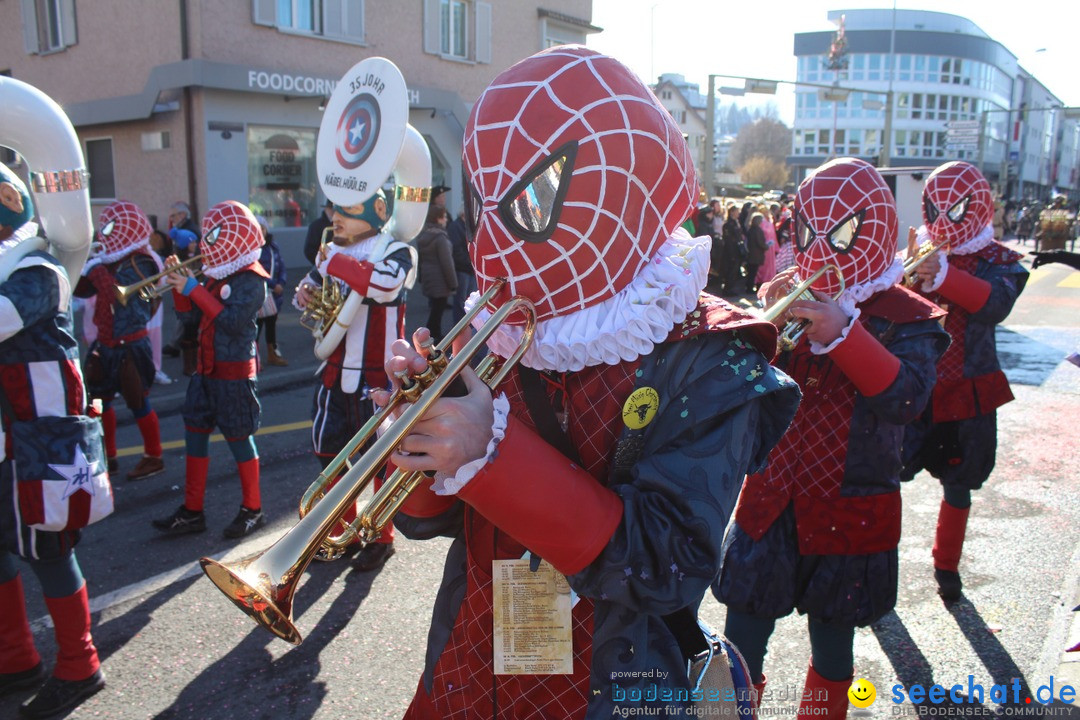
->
[759,267,800,319]
[293,279,317,309]
[163,254,196,293]
[910,246,943,287]
[787,291,850,347]
[371,327,495,476]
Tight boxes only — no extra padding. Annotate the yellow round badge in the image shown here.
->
[622,387,660,430]
[848,679,876,708]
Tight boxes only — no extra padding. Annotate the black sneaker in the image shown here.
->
[0,662,46,697]
[351,542,395,572]
[20,669,105,719]
[223,507,265,539]
[935,568,963,603]
[152,505,206,535]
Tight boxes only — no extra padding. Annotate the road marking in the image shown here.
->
[1060,273,1080,289]
[116,419,312,458]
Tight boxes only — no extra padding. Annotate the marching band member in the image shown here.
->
[293,194,413,569]
[75,201,166,481]
[901,161,1028,602]
[152,201,269,540]
[379,46,799,719]
[714,158,949,719]
[0,161,108,716]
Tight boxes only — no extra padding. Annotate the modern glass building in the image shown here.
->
[792,9,1080,201]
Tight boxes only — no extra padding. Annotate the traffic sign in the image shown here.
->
[946,143,979,151]
[946,128,981,138]
[946,120,980,130]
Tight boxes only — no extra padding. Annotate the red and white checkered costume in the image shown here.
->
[922,161,993,248]
[463,45,697,322]
[200,201,264,280]
[94,201,154,264]
[794,158,899,298]
[395,46,801,720]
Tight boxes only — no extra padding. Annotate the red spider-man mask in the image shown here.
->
[462,45,698,321]
[793,157,897,296]
[922,161,992,247]
[201,201,264,272]
[99,201,152,257]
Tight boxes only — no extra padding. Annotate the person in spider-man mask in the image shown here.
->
[74,201,166,482]
[901,161,1028,603]
[376,46,800,719]
[152,201,270,540]
[714,157,949,719]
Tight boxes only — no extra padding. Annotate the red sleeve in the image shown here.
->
[172,289,192,312]
[187,284,223,321]
[398,474,457,518]
[456,415,624,576]
[936,264,991,313]
[326,253,375,295]
[828,320,901,397]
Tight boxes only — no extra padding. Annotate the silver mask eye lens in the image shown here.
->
[101,220,115,236]
[947,196,970,223]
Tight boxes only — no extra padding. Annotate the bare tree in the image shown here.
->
[730,118,792,170]
[738,156,789,189]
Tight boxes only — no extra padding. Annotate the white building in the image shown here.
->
[792,9,1080,201]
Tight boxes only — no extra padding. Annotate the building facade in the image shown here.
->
[792,9,1080,201]
[2,0,598,266]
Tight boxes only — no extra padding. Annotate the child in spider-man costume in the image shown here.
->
[714,158,949,719]
[901,161,1028,602]
[75,201,166,481]
[377,46,800,719]
[152,201,269,540]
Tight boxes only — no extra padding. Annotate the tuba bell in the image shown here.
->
[0,77,93,284]
[301,57,432,360]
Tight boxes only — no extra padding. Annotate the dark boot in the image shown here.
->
[799,662,852,720]
[932,500,970,602]
[0,575,44,696]
[20,669,104,719]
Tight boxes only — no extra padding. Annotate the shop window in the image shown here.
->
[21,0,77,55]
[252,0,365,44]
[423,0,491,64]
[85,138,115,201]
[247,126,319,229]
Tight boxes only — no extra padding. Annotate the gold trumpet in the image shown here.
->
[902,237,949,287]
[200,279,536,644]
[762,264,846,351]
[114,254,204,306]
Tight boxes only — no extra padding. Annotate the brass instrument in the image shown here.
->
[762,264,846,351]
[200,279,536,644]
[297,227,345,334]
[114,253,204,306]
[902,237,949,287]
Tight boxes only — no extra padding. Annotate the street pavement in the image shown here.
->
[3,244,1079,720]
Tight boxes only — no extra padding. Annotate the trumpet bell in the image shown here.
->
[200,557,302,645]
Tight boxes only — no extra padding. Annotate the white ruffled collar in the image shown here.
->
[914,223,995,256]
[465,227,710,373]
[204,248,262,280]
[94,236,152,265]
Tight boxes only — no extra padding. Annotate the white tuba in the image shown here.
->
[309,57,432,360]
[0,77,93,283]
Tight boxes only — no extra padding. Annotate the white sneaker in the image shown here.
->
[154,370,173,385]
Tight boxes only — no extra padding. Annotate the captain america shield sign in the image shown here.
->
[336,94,381,170]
